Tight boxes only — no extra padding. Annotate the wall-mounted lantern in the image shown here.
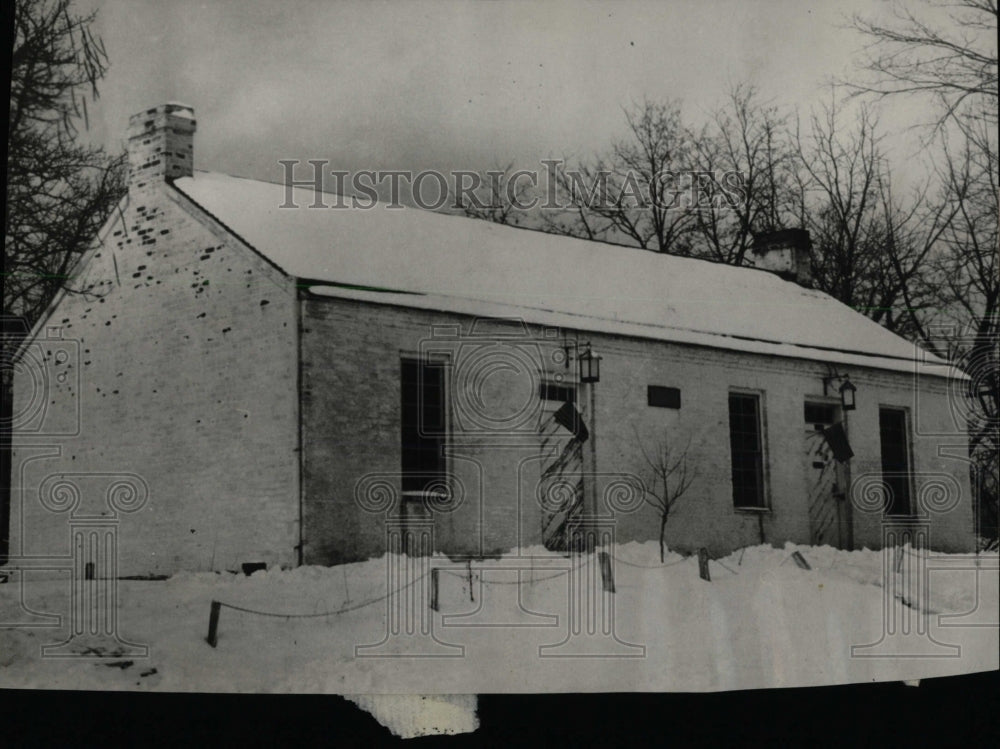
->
[563,339,602,384]
[578,343,601,384]
[838,377,857,411]
[824,371,857,412]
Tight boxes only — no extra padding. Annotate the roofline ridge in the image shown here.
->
[183,170,802,277]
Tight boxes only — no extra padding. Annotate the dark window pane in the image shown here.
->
[539,382,576,404]
[401,358,446,495]
[879,408,911,515]
[648,385,681,409]
[804,403,836,425]
[729,393,764,507]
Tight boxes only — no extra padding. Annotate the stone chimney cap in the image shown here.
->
[127,103,196,129]
[126,103,196,190]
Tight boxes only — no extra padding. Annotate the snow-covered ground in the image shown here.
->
[1,542,997,694]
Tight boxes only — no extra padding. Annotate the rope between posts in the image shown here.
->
[710,559,740,575]
[213,546,807,625]
[214,569,430,619]
[610,554,693,570]
[438,556,590,585]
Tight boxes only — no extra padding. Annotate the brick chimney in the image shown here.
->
[126,103,196,194]
[750,228,813,288]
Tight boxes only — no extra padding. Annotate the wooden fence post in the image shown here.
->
[598,551,615,593]
[206,600,221,648]
[697,548,711,582]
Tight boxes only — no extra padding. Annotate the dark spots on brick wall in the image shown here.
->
[200,254,211,261]
[105,321,111,326]
[196,312,206,318]
[132,272,142,278]
[159,229,170,235]
[222,327,231,334]
[137,265,147,271]
[260,300,270,306]
[61,318,69,323]
[112,390,119,395]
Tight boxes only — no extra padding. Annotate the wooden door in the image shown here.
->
[804,402,845,547]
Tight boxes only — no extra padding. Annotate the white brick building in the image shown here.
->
[6,104,975,576]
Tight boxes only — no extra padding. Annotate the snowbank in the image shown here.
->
[1,542,996,697]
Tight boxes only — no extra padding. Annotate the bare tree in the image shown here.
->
[847,0,998,149]
[847,0,998,538]
[794,101,886,310]
[3,0,124,564]
[635,429,697,563]
[450,162,535,226]
[791,99,952,342]
[544,99,699,254]
[688,84,799,265]
[5,0,125,329]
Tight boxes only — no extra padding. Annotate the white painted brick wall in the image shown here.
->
[10,184,300,575]
[301,295,975,562]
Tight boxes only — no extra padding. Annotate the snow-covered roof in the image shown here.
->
[174,171,954,378]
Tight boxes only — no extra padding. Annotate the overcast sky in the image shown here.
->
[80,0,931,185]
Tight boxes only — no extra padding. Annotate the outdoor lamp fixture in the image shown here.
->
[824,372,857,411]
[838,377,857,411]
[578,343,601,384]
[562,339,602,384]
